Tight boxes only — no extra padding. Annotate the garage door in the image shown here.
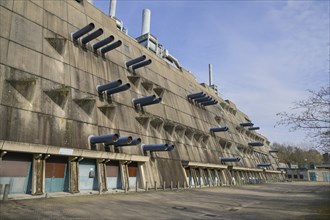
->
[128,162,138,189]
[106,160,122,190]
[45,156,68,192]
[79,159,98,190]
[0,153,32,194]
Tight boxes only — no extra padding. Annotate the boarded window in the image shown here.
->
[0,154,31,177]
[128,162,138,177]
[106,161,119,177]
[45,157,67,178]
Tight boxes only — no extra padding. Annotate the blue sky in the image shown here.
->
[93,0,329,147]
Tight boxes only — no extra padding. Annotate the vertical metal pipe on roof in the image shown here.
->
[209,64,213,86]
[141,9,151,35]
[109,0,117,17]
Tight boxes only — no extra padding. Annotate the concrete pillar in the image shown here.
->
[3,184,10,201]
[137,162,145,191]
[97,159,107,193]
[69,157,79,193]
[32,154,44,195]
[119,161,129,191]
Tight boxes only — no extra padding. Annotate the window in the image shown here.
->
[124,44,130,53]
[294,175,298,179]
[299,175,304,179]
[287,174,292,179]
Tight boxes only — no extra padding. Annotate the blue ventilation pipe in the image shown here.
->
[210,127,229,133]
[96,80,122,93]
[248,127,260,130]
[248,142,264,147]
[104,136,132,147]
[220,157,240,162]
[105,83,130,96]
[132,59,152,71]
[194,96,212,103]
[126,55,146,67]
[142,144,175,152]
[240,122,254,127]
[140,97,161,107]
[81,28,103,45]
[187,92,205,100]
[257,164,272,167]
[100,40,122,55]
[89,134,119,148]
[92,36,115,50]
[72,23,95,40]
[201,100,218,106]
[115,137,141,147]
[133,95,156,106]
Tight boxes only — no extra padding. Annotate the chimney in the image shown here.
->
[109,0,117,17]
[209,64,213,86]
[141,9,151,35]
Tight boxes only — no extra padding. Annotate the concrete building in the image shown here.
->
[0,0,284,197]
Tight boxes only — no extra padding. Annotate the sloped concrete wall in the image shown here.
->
[0,0,279,186]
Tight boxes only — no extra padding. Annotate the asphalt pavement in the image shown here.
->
[0,182,329,220]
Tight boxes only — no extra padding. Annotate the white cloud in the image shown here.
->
[94,1,328,146]
[217,1,329,144]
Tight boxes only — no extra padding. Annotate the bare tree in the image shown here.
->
[272,142,323,167]
[276,86,330,152]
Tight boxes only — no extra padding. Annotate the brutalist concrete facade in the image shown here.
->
[0,0,284,196]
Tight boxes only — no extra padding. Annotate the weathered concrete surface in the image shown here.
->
[0,182,329,220]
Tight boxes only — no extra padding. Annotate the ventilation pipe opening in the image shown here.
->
[257,164,272,167]
[92,36,114,51]
[80,28,103,45]
[142,144,174,152]
[71,23,95,40]
[131,59,152,71]
[210,127,229,133]
[105,83,131,96]
[220,157,240,162]
[126,55,147,68]
[88,134,119,149]
[240,122,254,127]
[105,136,132,147]
[96,79,122,93]
[100,40,122,55]
[115,137,141,147]
[187,92,206,100]
[248,142,264,147]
